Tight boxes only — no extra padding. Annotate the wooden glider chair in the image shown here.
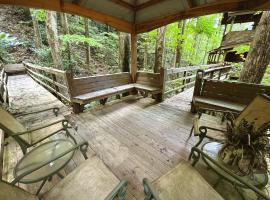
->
[0,155,128,200]
[0,106,77,154]
[189,94,270,147]
[143,160,224,200]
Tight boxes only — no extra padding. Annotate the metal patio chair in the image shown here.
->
[0,152,128,200]
[0,106,76,154]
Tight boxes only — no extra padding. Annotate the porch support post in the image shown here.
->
[131,33,137,82]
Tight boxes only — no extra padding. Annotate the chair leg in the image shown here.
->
[100,98,108,105]
[36,179,47,195]
[194,133,206,147]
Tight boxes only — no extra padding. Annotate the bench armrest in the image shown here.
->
[143,178,161,200]
[104,180,129,200]
[197,107,239,116]
[190,147,270,200]
[193,114,226,136]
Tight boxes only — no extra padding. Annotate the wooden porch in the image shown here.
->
[1,71,247,199]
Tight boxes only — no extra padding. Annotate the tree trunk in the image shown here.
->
[84,18,91,65]
[203,37,210,64]
[59,13,71,65]
[154,26,166,73]
[119,32,130,72]
[143,43,148,69]
[30,9,42,48]
[175,20,186,68]
[45,11,63,69]
[239,11,270,84]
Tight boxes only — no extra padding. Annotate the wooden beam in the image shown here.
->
[0,0,134,33]
[110,0,135,10]
[135,0,270,33]
[72,0,86,6]
[63,3,133,33]
[136,0,165,11]
[186,0,196,8]
[130,33,137,82]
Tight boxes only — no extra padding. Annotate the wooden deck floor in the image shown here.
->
[3,74,246,199]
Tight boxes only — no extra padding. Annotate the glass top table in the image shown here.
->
[201,142,268,189]
[14,139,75,184]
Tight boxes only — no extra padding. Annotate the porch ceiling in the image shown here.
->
[0,0,270,33]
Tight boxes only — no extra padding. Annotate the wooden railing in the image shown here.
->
[22,62,232,105]
[164,63,232,97]
[23,62,72,103]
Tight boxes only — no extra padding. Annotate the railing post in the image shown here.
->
[218,69,222,80]
[65,70,80,113]
[210,71,214,79]
[182,70,187,91]
[64,70,74,102]
[191,70,204,113]
[158,67,167,102]
[51,74,61,100]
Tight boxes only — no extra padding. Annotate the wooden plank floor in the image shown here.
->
[68,95,199,199]
[3,74,250,199]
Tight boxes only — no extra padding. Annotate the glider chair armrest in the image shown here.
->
[143,178,161,200]
[11,141,89,185]
[197,108,239,115]
[193,115,226,136]
[15,107,60,117]
[189,147,270,200]
[197,107,238,126]
[13,119,71,136]
[104,180,129,200]
[197,108,239,121]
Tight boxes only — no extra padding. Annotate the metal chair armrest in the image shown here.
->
[104,180,129,200]
[143,178,161,200]
[190,147,270,200]
[14,107,60,117]
[13,119,69,136]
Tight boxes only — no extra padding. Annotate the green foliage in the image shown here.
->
[33,47,53,67]
[59,34,102,47]
[0,32,21,63]
[30,9,45,21]
[232,44,250,55]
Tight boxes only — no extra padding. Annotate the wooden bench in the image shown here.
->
[134,71,164,100]
[71,70,164,113]
[191,70,270,113]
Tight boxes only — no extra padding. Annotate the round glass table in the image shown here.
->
[201,142,268,189]
[14,139,75,194]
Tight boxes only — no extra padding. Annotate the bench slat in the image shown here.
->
[193,96,246,112]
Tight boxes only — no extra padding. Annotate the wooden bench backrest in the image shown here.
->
[136,72,162,88]
[201,79,270,104]
[71,72,132,97]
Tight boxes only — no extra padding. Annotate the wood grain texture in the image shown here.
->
[44,156,120,200]
[3,72,247,199]
[152,161,224,200]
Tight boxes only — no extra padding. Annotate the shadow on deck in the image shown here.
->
[3,74,244,199]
